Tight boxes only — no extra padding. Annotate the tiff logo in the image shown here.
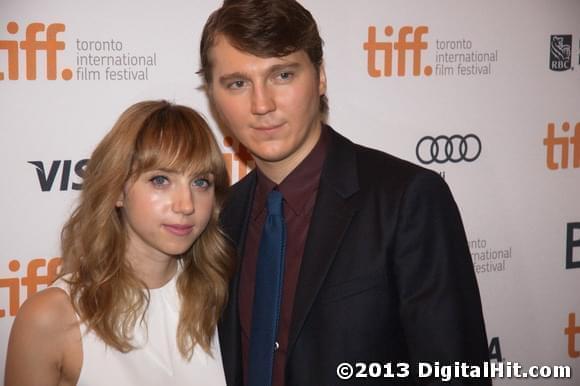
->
[565,313,580,358]
[363,25,432,77]
[29,159,88,191]
[222,136,254,184]
[0,21,72,80]
[567,222,580,269]
[543,122,580,170]
[0,257,62,317]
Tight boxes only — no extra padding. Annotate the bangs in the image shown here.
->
[130,105,223,178]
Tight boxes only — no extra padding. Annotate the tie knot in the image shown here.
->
[266,190,283,216]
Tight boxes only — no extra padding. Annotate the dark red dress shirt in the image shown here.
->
[239,127,329,386]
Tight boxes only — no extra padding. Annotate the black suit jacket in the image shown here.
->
[219,127,490,385]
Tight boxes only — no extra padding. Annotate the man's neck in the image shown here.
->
[254,123,322,184]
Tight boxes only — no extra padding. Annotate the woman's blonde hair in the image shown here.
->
[60,100,234,358]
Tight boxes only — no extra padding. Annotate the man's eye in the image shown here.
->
[228,80,246,89]
[193,178,210,189]
[150,175,168,186]
[277,71,294,81]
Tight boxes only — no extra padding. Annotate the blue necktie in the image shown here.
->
[247,190,286,386]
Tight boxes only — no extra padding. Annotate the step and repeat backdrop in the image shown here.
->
[1,0,579,384]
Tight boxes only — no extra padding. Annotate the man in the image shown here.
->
[199,1,491,385]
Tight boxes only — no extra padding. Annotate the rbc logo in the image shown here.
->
[363,25,432,77]
[29,159,88,192]
[0,21,72,80]
[549,35,572,72]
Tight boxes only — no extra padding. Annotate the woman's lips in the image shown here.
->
[163,224,194,236]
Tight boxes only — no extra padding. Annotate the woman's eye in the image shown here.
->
[150,175,168,186]
[193,178,210,189]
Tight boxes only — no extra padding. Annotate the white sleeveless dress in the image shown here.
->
[52,274,227,386]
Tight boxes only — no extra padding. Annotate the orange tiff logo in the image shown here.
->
[565,313,580,358]
[0,21,72,80]
[544,122,580,170]
[222,136,255,184]
[363,25,432,77]
[0,257,62,317]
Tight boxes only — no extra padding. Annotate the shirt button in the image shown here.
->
[274,341,280,351]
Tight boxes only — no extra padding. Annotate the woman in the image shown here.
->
[5,101,234,386]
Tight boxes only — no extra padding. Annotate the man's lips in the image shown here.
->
[252,122,284,131]
[163,224,194,236]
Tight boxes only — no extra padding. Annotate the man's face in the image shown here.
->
[208,36,326,174]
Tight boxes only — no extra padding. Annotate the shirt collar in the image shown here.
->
[253,125,329,218]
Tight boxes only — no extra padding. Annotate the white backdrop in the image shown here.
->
[1,1,579,384]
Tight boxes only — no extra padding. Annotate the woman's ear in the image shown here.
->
[115,192,124,208]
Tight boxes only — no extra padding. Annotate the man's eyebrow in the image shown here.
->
[218,62,302,86]
[268,62,301,73]
[218,72,248,86]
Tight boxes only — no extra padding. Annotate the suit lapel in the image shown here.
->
[219,171,257,386]
[287,128,360,355]
[221,171,257,254]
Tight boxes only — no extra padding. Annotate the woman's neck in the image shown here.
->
[127,254,178,289]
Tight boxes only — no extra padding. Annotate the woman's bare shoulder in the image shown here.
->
[14,286,77,334]
[4,286,81,386]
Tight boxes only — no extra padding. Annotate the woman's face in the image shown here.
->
[117,168,215,263]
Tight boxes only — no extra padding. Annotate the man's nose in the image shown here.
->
[251,83,276,115]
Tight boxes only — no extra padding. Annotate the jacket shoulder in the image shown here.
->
[352,141,443,190]
[223,170,255,209]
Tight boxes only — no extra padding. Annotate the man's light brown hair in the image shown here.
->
[199,0,328,115]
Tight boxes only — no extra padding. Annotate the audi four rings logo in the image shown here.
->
[416,134,482,164]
